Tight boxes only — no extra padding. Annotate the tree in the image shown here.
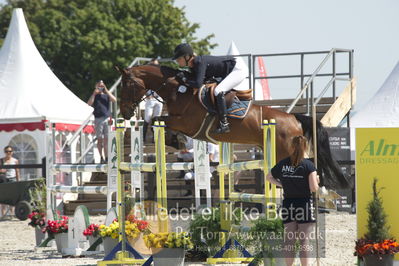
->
[0,0,216,100]
[365,178,390,242]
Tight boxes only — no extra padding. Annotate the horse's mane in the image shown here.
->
[131,64,180,79]
[130,64,193,79]
[160,65,179,77]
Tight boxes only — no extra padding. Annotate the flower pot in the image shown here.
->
[34,227,46,246]
[103,237,119,257]
[363,254,394,266]
[88,235,101,251]
[54,232,68,253]
[127,236,139,247]
[152,248,185,266]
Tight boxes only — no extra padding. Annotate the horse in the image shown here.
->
[117,64,349,190]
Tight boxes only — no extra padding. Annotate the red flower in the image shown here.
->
[83,224,100,237]
[125,214,149,232]
[355,238,399,258]
[43,216,69,235]
[28,211,46,228]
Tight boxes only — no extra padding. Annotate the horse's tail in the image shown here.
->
[294,114,350,189]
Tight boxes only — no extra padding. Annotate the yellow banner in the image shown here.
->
[356,128,399,260]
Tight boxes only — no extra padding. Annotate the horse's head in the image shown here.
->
[117,66,148,120]
[118,64,184,120]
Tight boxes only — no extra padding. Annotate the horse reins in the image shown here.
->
[129,75,168,106]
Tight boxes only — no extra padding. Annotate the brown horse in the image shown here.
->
[118,64,349,189]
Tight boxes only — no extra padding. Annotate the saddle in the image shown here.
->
[198,83,252,119]
[206,83,252,107]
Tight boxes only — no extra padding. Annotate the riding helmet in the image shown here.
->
[172,43,193,60]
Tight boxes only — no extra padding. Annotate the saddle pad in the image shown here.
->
[199,86,251,119]
[226,98,251,119]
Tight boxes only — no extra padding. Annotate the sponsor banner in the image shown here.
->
[326,127,351,161]
[356,128,399,261]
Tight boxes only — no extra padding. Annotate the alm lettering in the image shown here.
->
[360,139,399,156]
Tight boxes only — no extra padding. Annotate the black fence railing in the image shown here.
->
[0,158,46,179]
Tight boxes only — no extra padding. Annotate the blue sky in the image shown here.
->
[174,0,399,110]
[1,0,398,109]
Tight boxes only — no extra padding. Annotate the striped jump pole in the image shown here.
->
[47,185,107,194]
[52,164,108,173]
[120,162,194,172]
[115,119,128,256]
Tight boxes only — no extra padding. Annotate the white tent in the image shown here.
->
[350,60,399,159]
[0,9,94,180]
[351,61,399,128]
[0,8,93,126]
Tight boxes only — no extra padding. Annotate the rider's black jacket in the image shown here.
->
[186,55,236,88]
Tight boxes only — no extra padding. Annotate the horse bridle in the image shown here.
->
[127,73,168,108]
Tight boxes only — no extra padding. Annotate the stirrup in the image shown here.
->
[213,122,230,134]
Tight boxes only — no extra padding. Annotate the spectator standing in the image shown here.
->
[87,80,116,163]
[183,141,219,196]
[143,58,163,143]
[0,146,20,216]
[266,136,319,266]
[143,90,163,143]
[207,142,219,175]
[0,146,20,182]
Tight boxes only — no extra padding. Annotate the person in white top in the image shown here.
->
[143,90,163,142]
[143,58,164,143]
[183,142,219,196]
[0,146,20,182]
[207,142,219,174]
[0,146,20,216]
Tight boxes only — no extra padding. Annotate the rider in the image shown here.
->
[172,43,247,134]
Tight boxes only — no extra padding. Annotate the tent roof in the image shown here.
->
[0,8,93,127]
[351,61,399,128]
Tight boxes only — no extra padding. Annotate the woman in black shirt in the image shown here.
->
[172,43,247,134]
[266,135,319,266]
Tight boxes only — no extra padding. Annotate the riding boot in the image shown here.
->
[143,121,149,143]
[213,93,230,134]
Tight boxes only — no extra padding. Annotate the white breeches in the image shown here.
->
[214,59,248,96]
[144,99,163,123]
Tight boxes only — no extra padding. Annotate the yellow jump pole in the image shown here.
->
[270,119,277,202]
[219,142,227,247]
[227,142,233,236]
[115,119,128,258]
[262,120,271,205]
[154,121,168,232]
[218,142,233,251]
[226,142,236,258]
